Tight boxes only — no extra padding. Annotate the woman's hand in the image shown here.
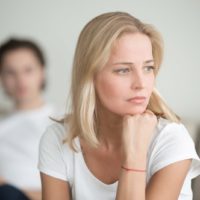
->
[122,109,157,165]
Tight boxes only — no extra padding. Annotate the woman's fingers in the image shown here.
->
[143,109,155,115]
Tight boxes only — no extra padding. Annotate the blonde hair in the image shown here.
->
[63,11,180,151]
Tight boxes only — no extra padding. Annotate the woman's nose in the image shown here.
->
[131,71,145,90]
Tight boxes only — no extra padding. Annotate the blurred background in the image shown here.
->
[0,0,200,121]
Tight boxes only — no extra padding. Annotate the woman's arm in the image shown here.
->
[40,173,71,200]
[146,159,192,200]
[116,153,147,200]
[116,155,191,200]
[115,110,192,199]
[116,111,157,200]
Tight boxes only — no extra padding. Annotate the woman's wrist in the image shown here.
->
[123,149,147,160]
[122,154,147,170]
[121,165,146,172]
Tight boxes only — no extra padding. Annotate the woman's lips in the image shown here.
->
[127,96,146,104]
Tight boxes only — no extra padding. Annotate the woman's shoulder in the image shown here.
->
[148,117,200,181]
[151,116,197,157]
[40,121,67,143]
[156,117,189,138]
[39,121,77,154]
[150,117,195,152]
[38,121,73,182]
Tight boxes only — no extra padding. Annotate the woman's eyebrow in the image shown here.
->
[144,59,154,64]
[113,62,133,66]
[113,60,154,66]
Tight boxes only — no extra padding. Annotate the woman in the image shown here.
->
[38,12,200,199]
[0,38,55,200]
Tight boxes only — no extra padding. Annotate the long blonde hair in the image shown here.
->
[62,11,180,151]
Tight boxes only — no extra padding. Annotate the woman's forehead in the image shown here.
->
[109,33,153,63]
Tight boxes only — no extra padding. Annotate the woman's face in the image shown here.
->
[0,48,44,104]
[95,33,155,116]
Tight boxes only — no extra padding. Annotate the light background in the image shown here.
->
[0,0,199,121]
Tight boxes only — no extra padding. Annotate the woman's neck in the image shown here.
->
[97,104,123,151]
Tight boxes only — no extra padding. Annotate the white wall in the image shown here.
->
[0,0,199,121]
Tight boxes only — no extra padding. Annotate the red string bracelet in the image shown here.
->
[121,166,146,172]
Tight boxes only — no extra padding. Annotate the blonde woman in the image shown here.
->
[38,12,200,200]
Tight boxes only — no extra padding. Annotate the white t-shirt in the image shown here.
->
[0,103,55,190]
[38,117,200,200]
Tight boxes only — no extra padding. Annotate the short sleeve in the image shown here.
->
[38,123,68,181]
[150,122,200,179]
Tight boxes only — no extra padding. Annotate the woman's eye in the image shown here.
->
[144,66,156,72]
[115,68,130,74]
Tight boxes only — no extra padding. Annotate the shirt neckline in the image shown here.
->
[75,137,118,190]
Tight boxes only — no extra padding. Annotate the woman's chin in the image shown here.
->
[105,105,148,117]
[122,107,147,116]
